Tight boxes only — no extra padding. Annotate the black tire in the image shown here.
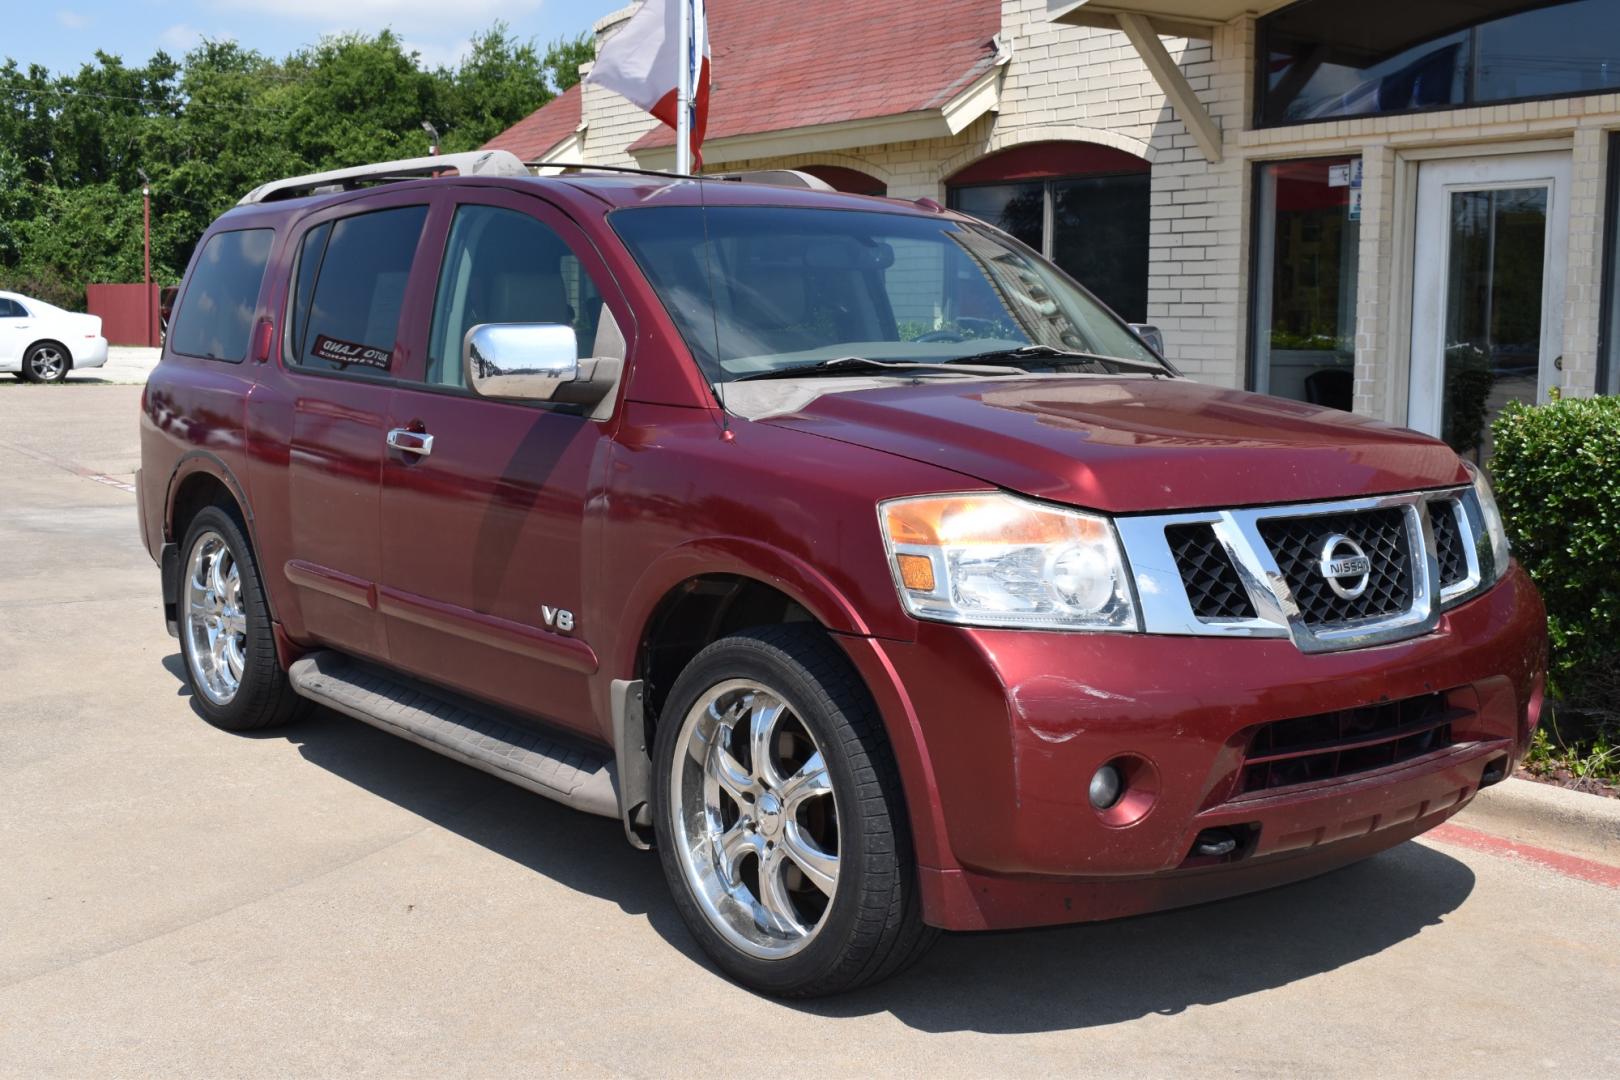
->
[176,505,306,731]
[652,625,936,997]
[20,341,70,384]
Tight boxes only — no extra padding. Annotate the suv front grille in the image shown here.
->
[1430,499,1468,589]
[1165,524,1255,620]
[1239,693,1455,793]
[1257,508,1412,626]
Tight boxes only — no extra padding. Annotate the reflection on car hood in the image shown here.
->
[752,376,1467,513]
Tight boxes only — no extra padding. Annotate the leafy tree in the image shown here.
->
[542,33,595,93]
[0,22,587,309]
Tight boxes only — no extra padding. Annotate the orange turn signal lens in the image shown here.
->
[882,494,1106,547]
[896,553,936,592]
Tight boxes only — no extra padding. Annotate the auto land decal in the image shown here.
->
[311,333,391,370]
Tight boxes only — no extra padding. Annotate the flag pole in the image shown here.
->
[676,0,692,175]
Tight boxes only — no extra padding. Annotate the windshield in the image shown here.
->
[609,205,1165,383]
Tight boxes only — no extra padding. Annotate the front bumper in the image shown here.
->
[849,564,1547,931]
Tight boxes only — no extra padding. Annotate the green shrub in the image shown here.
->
[1490,394,1620,705]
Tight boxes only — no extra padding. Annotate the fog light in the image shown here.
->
[1088,764,1123,810]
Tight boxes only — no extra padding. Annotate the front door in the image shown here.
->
[378,188,630,738]
[1408,151,1569,461]
[0,296,29,366]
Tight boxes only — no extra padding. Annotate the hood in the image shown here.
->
[753,376,1468,513]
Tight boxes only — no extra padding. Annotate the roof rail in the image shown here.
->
[712,169,832,191]
[532,162,833,191]
[237,150,530,205]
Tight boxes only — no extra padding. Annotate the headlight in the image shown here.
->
[879,492,1138,631]
[1464,462,1511,584]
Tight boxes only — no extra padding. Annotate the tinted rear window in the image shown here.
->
[170,229,274,362]
[289,206,427,377]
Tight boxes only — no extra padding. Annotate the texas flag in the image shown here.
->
[586,0,711,170]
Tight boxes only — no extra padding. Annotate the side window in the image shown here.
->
[426,204,607,388]
[0,298,23,318]
[289,205,428,377]
[169,228,274,362]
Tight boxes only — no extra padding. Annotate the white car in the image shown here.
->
[0,290,110,383]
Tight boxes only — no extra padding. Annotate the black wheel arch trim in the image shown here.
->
[163,451,273,624]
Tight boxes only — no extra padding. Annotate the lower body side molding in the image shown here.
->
[287,651,619,818]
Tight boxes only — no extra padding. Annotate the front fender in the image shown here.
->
[606,536,957,893]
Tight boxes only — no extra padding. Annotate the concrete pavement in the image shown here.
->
[1,385,1617,1079]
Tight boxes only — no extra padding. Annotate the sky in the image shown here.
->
[8,1,626,75]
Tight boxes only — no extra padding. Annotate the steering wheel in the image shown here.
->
[914,330,966,343]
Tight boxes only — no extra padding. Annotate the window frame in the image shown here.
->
[1599,131,1620,396]
[278,192,437,386]
[168,226,277,365]
[1254,0,1620,130]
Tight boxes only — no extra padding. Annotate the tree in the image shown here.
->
[542,33,594,93]
[0,21,589,308]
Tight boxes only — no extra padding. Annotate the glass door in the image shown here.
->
[1408,152,1569,461]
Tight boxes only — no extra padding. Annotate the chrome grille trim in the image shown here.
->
[1117,487,1481,653]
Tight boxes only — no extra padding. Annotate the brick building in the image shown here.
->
[488,0,1620,459]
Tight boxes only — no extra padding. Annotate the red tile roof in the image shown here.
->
[483,83,582,161]
[628,0,1000,152]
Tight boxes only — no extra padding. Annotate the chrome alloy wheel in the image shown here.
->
[183,531,247,705]
[27,346,66,381]
[670,679,841,959]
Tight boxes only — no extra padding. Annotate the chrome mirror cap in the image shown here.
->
[463,323,580,402]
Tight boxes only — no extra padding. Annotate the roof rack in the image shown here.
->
[237,150,530,205]
[532,162,833,191]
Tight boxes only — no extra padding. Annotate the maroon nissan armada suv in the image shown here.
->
[137,151,1548,997]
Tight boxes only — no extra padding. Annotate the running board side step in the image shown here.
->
[287,651,618,818]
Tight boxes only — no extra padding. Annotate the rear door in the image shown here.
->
[279,194,435,663]
[377,188,631,737]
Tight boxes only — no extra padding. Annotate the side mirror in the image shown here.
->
[1129,323,1166,357]
[464,323,580,402]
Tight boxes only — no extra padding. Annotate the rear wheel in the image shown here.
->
[177,506,305,731]
[653,625,935,997]
[21,342,69,383]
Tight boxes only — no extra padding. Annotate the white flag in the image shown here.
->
[586,0,711,167]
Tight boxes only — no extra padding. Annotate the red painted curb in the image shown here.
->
[1427,822,1620,889]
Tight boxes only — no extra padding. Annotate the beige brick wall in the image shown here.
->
[568,2,1620,414]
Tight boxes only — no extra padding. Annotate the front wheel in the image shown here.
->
[653,625,935,996]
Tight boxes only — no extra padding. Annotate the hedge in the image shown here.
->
[1490,394,1620,704]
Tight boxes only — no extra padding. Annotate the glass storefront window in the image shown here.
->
[946,144,1151,324]
[1259,0,1620,127]
[1250,157,1360,410]
[949,176,1149,323]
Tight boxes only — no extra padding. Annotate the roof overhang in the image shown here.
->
[1046,0,1292,40]
[530,125,587,175]
[1046,0,1269,164]
[632,46,1010,171]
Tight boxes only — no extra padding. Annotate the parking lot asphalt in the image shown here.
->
[1,384,1617,1079]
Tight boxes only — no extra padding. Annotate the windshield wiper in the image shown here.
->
[734,355,1026,382]
[946,344,1168,376]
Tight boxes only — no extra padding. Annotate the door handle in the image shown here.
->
[386,428,434,456]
